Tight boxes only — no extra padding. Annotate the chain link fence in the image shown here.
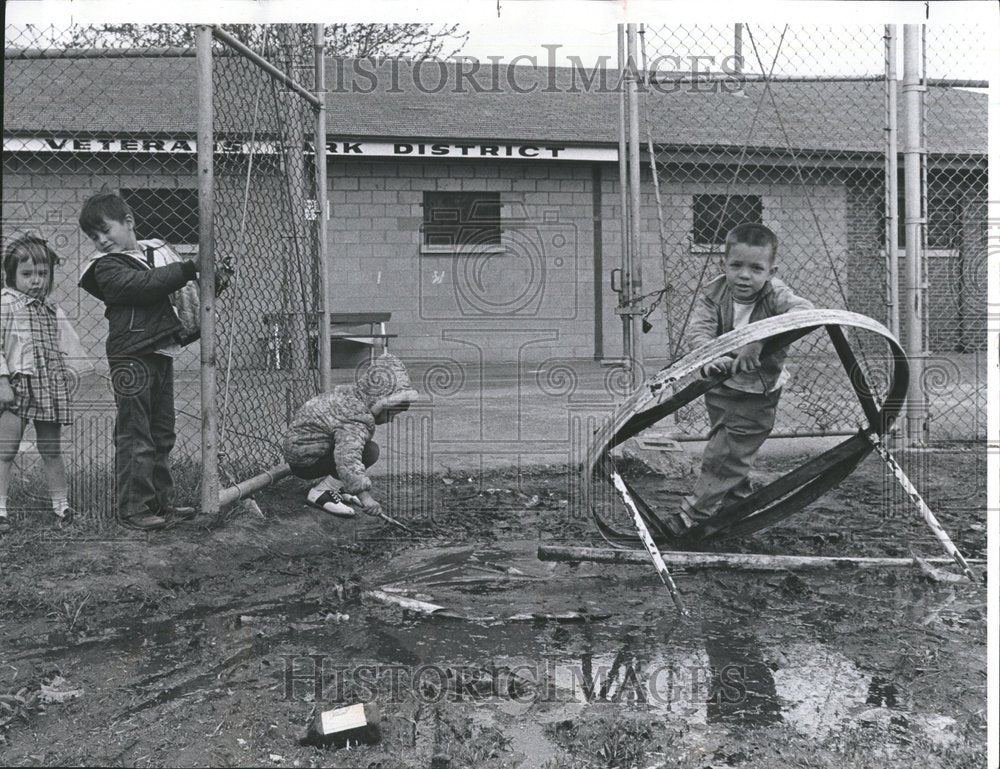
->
[635,24,987,441]
[3,24,322,521]
[210,26,321,485]
[920,24,988,440]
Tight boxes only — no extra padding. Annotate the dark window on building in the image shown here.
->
[121,188,199,247]
[692,194,763,248]
[423,191,502,248]
[890,188,963,250]
[927,195,961,249]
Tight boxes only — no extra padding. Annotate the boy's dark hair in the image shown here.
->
[79,192,131,236]
[724,222,779,262]
[3,234,59,289]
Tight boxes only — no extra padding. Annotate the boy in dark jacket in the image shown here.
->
[78,192,198,531]
[671,223,814,535]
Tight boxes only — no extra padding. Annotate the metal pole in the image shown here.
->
[314,24,331,391]
[733,23,744,76]
[617,25,632,370]
[219,463,291,508]
[902,24,928,445]
[196,26,219,517]
[626,24,644,378]
[885,25,900,338]
[639,25,674,360]
[210,25,321,108]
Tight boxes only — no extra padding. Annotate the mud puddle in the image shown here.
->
[262,540,975,759]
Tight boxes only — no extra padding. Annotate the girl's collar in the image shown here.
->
[2,286,54,308]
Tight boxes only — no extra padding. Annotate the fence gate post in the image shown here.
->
[314,24,332,391]
[902,24,929,445]
[196,25,220,516]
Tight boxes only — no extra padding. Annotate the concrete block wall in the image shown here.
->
[628,164,851,366]
[327,158,603,364]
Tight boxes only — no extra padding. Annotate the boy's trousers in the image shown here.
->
[683,384,781,522]
[110,354,177,516]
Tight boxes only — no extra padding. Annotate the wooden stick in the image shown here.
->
[610,471,687,614]
[865,431,978,582]
[537,544,985,572]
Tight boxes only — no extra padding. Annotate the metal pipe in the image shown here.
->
[626,24,644,378]
[219,464,292,508]
[638,26,674,361]
[210,25,322,108]
[648,74,887,85]
[902,24,928,445]
[196,26,219,517]
[5,47,196,59]
[314,24,331,391]
[647,429,857,443]
[617,25,632,370]
[885,25,900,338]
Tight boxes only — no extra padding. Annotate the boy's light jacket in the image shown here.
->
[281,354,419,494]
[686,274,814,393]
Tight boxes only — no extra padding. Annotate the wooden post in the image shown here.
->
[196,25,219,517]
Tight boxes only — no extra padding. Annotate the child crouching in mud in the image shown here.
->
[281,353,418,519]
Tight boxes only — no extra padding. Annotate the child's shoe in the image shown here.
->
[54,506,76,526]
[307,488,356,518]
[161,506,197,522]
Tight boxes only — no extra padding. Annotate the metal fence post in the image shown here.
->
[902,24,928,445]
[884,25,900,339]
[196,25,220,515]
[314,24,331,391]
[617,24,632,371]
[626,23,644,378]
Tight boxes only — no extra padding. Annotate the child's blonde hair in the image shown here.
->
[3,234,59,293]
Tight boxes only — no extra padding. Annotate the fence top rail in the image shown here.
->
[209,25,321,110]
[4,46,195,59]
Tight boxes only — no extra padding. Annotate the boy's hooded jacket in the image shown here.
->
[281,354,419,494]
[687,275,814,393]
[79,240,197,358]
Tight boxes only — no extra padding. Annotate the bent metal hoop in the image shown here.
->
[583,310,910,546]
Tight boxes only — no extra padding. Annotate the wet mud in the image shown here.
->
[0,447,987,767]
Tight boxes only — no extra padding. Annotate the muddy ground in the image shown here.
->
[0,446,987,768]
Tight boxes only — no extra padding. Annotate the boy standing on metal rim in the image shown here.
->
[670,223,814,536]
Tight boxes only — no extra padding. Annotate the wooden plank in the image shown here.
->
[537,545,985,572]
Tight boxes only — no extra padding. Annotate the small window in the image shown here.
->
[422,191,502,252]
[121,188,199,252]
[692,194,763,249]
